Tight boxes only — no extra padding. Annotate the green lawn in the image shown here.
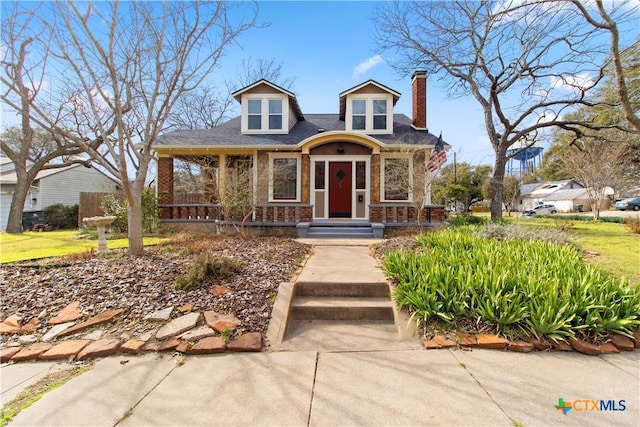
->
[479,214,640,285]
[0,230,168,263]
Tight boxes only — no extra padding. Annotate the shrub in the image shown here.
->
[448,212,486,227]
[174,254,243,291]
[383,228,640,340]
[100,188,159,234]
[43,204,78,229]
[100,194,128,233]
[625,217,640,234]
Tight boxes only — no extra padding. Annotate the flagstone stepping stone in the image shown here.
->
[0,347,20,362]
[456,332,477,347]
[203,311,241,333]
[180,326,215,342]
[57,309,125,338]
[569,338,600,355]
[145,306,174,321]
[158,338,181,352]
[11,343,53,362]
[227,332,262,352]
[40,340,91,360]
[599,343,620,354]
[156,312,200,340]
[19,318,38,334]
[423,335,455,349]
[209,285,230,296]
[188,337,226,354]
[18,334,38,344]
[83,330,104,341]
[78,339,121,360]
[120,339,146,354]
[177,303,194,313]
[0,314,22,334]
[176,341,191,353]
[476,334,507,350]
[42,322,76,342]
[610,334,634,351]
[507,341,535,353]
[49,301,83,324]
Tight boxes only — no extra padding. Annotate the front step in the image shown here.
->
[295,282,390,298]
[306,226,374,239]
[291,296,395,321]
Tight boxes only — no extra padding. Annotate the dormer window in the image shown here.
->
[345,94,393,134]
[268,99,282,129]
[241,95,288,133]
[248,99,262,130]
[352,100,366,130]
[373,99,387,130]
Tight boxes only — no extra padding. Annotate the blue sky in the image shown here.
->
[218,1,496,165]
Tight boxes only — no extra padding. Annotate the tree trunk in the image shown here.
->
[5,176,32,233]
[126,184,144,256]
[490,152,508,221]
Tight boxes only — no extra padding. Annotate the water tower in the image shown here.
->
[506,137,543,177]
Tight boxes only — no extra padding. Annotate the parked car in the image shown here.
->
[523,204,558,217]
[615,197,640,211]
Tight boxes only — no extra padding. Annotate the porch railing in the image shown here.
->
[159,203,313,224]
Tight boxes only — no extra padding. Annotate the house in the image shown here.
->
[520,179,609,212]
[153,71,449,237]
[0,158,119,231]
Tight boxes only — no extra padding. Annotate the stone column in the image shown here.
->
[158,157,174,219]
[301,154,310,204]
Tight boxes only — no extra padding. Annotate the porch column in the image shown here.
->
[301,154,310,204]
[372,154,380,204]
[218,154,227,202]
[158,157,173,219]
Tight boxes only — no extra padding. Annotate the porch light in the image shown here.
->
[337,144,345,153]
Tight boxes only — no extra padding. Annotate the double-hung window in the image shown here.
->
[269,153,300,202]
[247,100,262,130]
[351,100,366,130]
[373,99,387,130]
[243,96,287,133]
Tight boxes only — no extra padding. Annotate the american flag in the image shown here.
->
[427,133,447,172]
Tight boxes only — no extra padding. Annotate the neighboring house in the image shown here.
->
[520,179,609,212]
[153,71,450,237]
[0,158,119,231]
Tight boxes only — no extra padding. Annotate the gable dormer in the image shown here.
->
[232,79,304,135]
[339,80,400,134]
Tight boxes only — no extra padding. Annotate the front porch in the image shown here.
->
[157,201,445,238]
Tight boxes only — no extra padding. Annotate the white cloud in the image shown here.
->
[352,54,384,79]
[550,73,595,92]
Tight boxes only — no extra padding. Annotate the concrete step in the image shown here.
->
[295,282,390,298]
[306,226,374,239]
[291,296,395,321]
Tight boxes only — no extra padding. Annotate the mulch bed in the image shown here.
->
[1,236,311,341]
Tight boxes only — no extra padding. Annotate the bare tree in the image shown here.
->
[3,1,257,254]
[570,0,640,132]
[0,4,102,232]
[560,139,629,219]
[374,1,630,220]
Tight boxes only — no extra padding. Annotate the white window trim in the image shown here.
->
[345,93,393,134]
[241,94,289,134]
[381,153,413,202]
[268,153,301,202]
[309,156,370,220]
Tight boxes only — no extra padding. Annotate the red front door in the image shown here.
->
[329,162,352,218]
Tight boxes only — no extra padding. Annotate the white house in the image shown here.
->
[520,179,610,213]
[0,158,119,231]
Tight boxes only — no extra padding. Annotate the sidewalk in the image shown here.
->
[3,349,638,426]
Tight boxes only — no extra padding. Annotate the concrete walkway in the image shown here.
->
[2,239,639,426]
[2,350,638,426]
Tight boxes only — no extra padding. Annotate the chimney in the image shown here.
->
[411,71,427,130]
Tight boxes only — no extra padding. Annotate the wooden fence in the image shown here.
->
[78,192,119,226]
